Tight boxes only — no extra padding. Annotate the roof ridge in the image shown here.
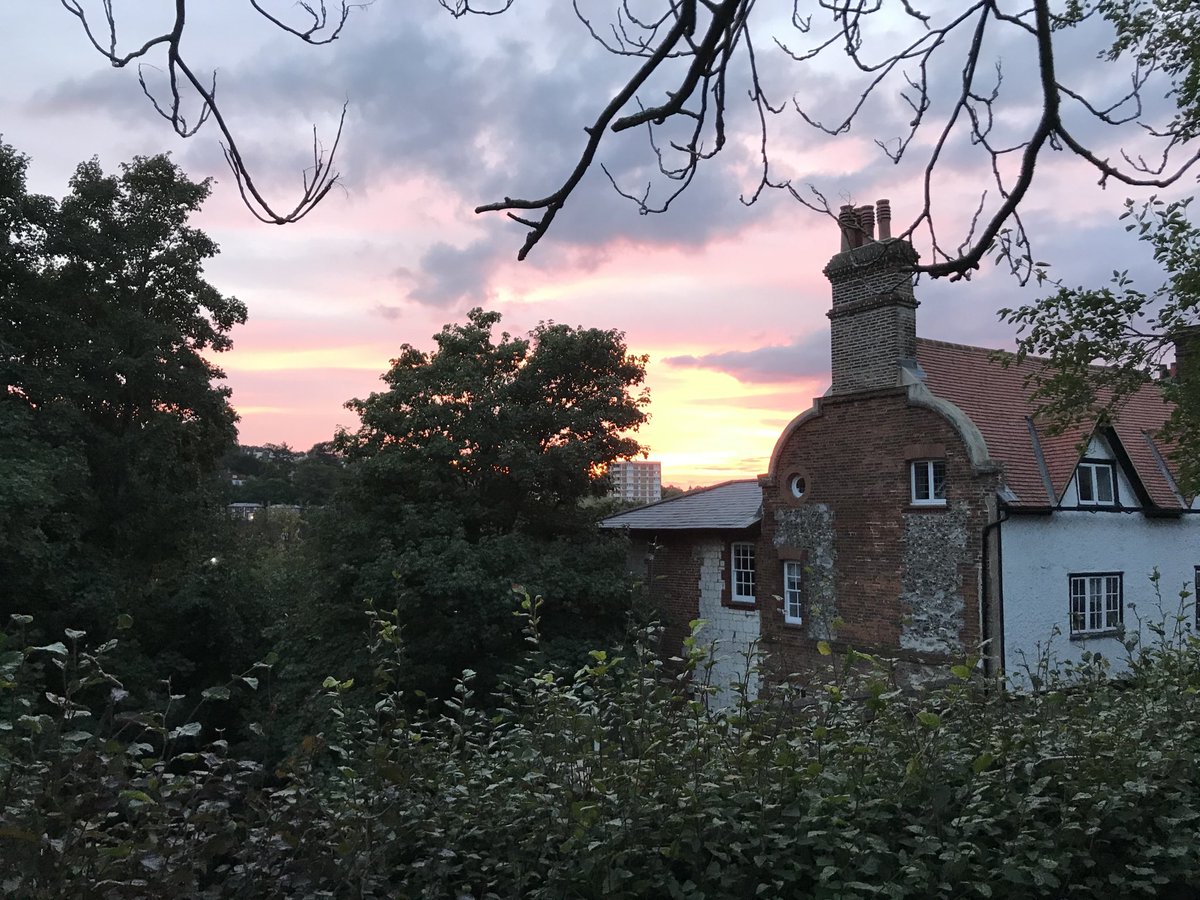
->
[915,336,1001,354]
[917,336,1159,377]
[612,476,758,514]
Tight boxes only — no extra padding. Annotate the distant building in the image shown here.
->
[608,460,662,504]
[227,502,264,521]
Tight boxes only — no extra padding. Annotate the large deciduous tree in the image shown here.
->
[291,309,650,698]
[0,141,249,684]
[57,1,1200,281]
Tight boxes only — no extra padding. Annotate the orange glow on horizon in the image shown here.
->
[632,363,826,489]
[220,346,391,373]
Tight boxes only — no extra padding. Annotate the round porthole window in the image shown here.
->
[788,473,807,499]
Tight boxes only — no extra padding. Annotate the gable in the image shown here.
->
[1056,432,1145,507]
[916,339,1181,509]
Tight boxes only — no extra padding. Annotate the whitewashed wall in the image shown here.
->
[693,539,761,707]
[1000,436,1200,684]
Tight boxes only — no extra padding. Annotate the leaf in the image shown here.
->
[64,628,86,640]
[950,664,972,679]
[241,676,259,690]
[8,614,33,626]
[201,685,231,701]
[0,827,39,843]
[32,642,67,657]
[916,711,941,729]
[116,614,134,630]
[972,751,995,774]
[817,641,832,656]
[119,790,156,805]
[169,722,202,739]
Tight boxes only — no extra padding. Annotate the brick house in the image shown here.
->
[604,201,1200,689]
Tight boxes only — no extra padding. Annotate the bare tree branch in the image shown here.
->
[60,0,1200,278]
[60,0,358,224]
[474,0,1200,282]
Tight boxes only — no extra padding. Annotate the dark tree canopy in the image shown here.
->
[289,309,650,697]
[0,142,250,682]
[341,308,649,527]
[57,1,1200,281]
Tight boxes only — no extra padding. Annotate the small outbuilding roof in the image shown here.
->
[600,479,763,531]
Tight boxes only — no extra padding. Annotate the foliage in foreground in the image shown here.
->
[3,602,1200,899]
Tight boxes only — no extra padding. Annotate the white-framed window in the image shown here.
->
[910,459,946,505]
[1076,461,1116,506]
[1069,573,1123,636]
[783,561,804,625]
[731,542,756,604]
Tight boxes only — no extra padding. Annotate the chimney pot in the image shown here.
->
[838,204,859,251]
[856,205,876,243]
[876,199,892,240]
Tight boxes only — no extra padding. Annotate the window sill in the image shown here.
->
[1069,629,1124,642]
[908,501,948,511]
[724,597,757,611]
[781,619,805,630]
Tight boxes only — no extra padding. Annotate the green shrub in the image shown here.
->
[4,600,1200,898]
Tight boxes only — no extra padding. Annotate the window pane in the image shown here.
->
[1105,575,1121,627]
[931,461,946,500]
[1071,574,1123,634]
[732,543,756,600]
[784,561,803,623]
[1078,466,1095,502]
[1096,466,1114,503]
[913,462,930,501]
[1070,578,1086,633]
[1088,576,1102,630]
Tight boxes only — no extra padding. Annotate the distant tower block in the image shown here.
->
[607,460,663,503]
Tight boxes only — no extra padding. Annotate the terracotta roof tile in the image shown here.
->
[916,339,1180,509]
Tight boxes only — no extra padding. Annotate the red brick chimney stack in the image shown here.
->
[1172,325,1200,386]
[824,198,920,395]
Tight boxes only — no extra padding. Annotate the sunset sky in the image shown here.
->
[1,2,1188,487]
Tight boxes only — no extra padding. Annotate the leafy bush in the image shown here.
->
[4,601,1200,898]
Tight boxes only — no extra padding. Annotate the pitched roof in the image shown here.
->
[600,479,763,530]
[916,339,1180,509]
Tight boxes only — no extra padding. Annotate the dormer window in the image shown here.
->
[1076,461,1116,506]
[910,459,946,505]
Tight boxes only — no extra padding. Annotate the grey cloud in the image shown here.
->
[409,237,501,307]
[217,6,789,251]
[665,330,830,384]
[31,4,1168,314]
[373,303,406,320]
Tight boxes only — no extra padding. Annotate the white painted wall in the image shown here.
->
[1000,512,1200,685]
[693,539,761,707]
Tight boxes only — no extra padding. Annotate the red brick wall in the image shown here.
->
[759,386,999,676]
[627,528,758,658]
